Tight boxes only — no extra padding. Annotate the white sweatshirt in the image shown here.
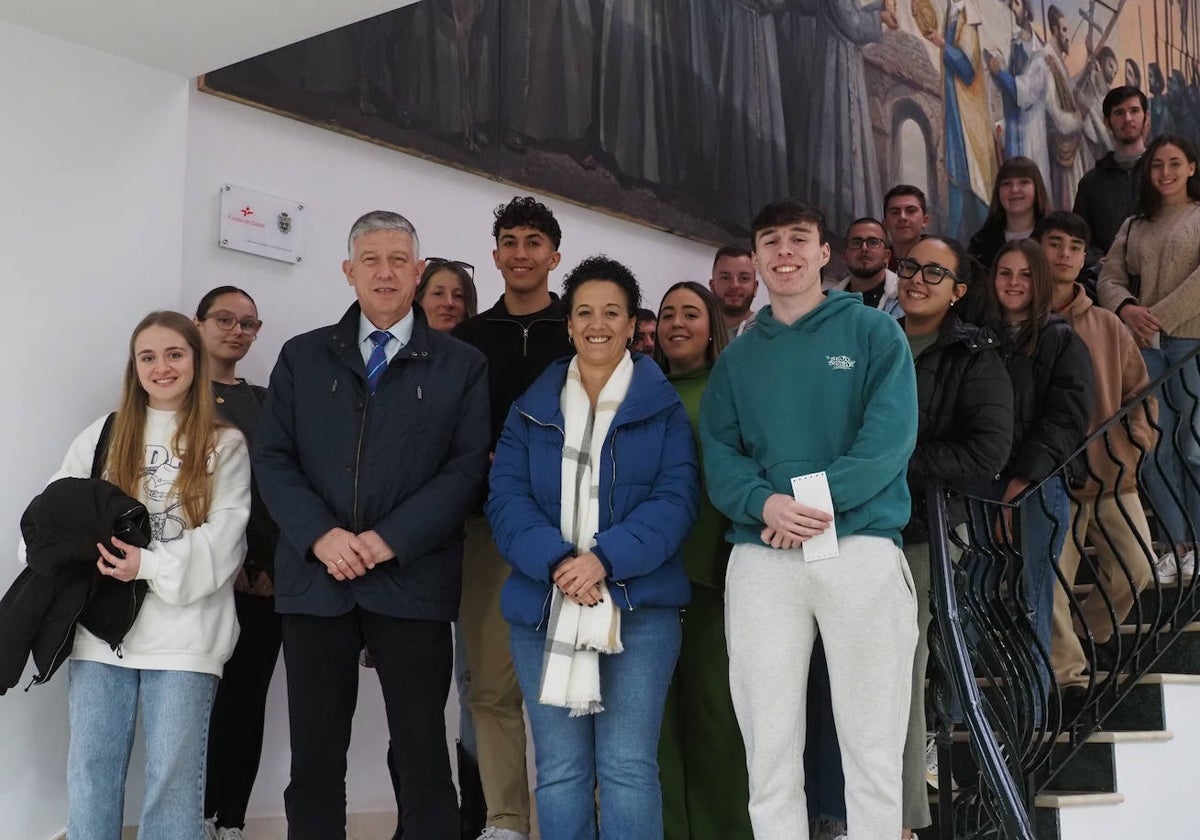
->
[35,409,251,676]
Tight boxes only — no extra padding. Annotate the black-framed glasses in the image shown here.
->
[202,310,263,335]
[427,257,474,278]
[847,236,888,250]
[895,257,959,285]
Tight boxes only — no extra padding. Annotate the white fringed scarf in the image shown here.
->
[539,352,633,715]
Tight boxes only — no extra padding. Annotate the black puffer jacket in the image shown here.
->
[1073,151,1142,264]
[0,478,151,693]
[904,315,1014,542]
[1001,316,1095,484]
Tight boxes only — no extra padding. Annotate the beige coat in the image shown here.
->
[1057,283,1157,498]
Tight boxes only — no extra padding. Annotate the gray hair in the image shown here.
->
[347,210,420,259]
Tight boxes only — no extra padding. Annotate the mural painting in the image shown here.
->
[201,0,1200,244]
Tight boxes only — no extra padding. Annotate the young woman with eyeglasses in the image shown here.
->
[893,238,1014,833]
[416,258,479,332]
[194,286,280,840]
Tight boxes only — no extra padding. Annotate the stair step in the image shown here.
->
[1035,791,1125,808]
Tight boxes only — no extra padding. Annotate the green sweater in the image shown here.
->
[699,292,918,547]
[668,364,732,589]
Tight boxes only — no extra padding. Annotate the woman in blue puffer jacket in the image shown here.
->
[486,256,698,840]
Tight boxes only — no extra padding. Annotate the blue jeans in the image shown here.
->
[1141,337,1200,546]
[511,607,682,840]
[1019,475,1070,663]
[68,660,217,840]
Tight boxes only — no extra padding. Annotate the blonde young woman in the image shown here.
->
[36,311,250,839]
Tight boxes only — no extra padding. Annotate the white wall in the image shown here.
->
[182,86,757,386]
[0,20,189,840]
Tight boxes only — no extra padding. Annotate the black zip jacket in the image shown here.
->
[0,478,151,693]
[452,293,573,451]
[1073,151,1143,266]
[904,315,1014,543]
[253,304,490,621]
[1001,316,1095,484]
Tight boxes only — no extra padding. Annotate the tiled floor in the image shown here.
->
[242,812,397,839]
[115,812,399,839]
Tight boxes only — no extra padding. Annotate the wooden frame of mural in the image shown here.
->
[201,0,1198,245]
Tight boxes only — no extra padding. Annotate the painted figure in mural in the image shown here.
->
[391,0,497,151]
[711,0,788,232]
[1125,58,1142,90]
[523,1,596,160]
[1148,62,1175,136]
[669,0,724,200]
[598,0,679,188]
[1037,5,1087,209]
[924,0,995,240]
[1078,46,1119,163]
[987,0,1050,179]
[1166,69,1200,143]
[777,0,896,236]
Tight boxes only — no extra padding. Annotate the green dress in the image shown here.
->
[658,364,754,840]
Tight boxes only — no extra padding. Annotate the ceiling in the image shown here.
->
[0,0,420,78]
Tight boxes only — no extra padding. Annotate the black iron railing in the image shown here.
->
[926,341,1200,839]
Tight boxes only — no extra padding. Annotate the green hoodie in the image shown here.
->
[699,291,918,547]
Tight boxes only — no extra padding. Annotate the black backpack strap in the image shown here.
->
[91,412,117,479]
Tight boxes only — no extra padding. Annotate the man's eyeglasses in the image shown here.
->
[202,311,263,335]
[427,257,474,278]
[847,236,888,250]
[895,258,959,285]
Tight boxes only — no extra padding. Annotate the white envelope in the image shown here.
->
[790,471,839,561]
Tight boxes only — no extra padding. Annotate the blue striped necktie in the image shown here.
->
[366,330,393,393]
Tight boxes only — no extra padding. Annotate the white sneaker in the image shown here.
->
[216,829,245,840]
[476,828,531,840]
[203,818,219,840]
[925,734,958,791]
[1180,550,1196,581]
[925,734,940,788]
[1154,549,1194,584]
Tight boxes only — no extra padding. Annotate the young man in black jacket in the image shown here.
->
[1072,86,1148,268]
[451,196,572,840]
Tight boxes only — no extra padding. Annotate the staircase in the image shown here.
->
[924,542,1200,839]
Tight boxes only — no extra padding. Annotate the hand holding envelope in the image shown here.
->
[759,471,837,559]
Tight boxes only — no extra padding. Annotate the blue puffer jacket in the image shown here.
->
[486,354,698,628]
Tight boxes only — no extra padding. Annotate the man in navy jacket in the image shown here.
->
[254,210,490,840]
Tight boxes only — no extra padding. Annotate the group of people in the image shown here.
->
[14,76,1200,840]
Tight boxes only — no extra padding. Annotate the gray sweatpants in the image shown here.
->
[725,535,918,840]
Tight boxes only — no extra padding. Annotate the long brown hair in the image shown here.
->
[984,156,1051,228]
[1137,134,1200,219]
[987,239,1054,354]
[106,312,221,527]
[653,281,730,372]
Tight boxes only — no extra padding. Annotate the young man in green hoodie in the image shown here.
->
[699,200,919,840]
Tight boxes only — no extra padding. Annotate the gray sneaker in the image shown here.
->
[202,818,219,840]
[216,829,245,840]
